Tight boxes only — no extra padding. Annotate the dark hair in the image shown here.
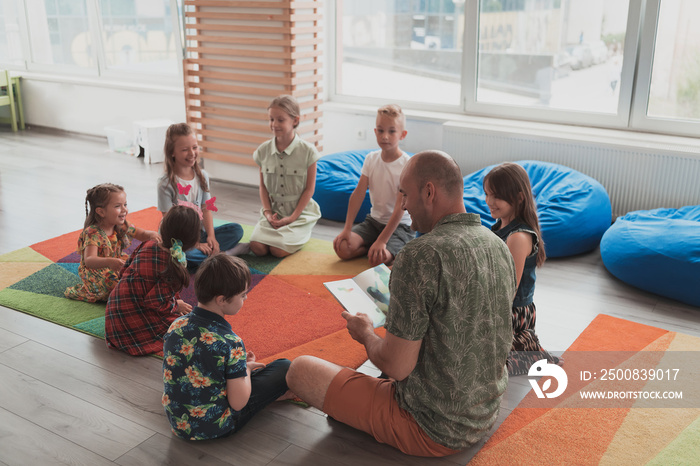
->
[163,123,209,193]
[268,95,300,128]
[158,206,201,289]
[83,183,130,245]
[194,254,251,304]
[411,150,463,198]
[483,163,546,266]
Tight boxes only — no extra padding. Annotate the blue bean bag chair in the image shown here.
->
[600,206,700,307]
[463,160,612,257]
[314,150,373,223]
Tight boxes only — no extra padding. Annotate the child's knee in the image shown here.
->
[269,246,291,258]
[335,243,356,260]
[249,241,268,256]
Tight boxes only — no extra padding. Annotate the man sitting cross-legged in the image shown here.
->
[285,150,517,457]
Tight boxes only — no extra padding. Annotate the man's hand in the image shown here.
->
[342,311,375,344]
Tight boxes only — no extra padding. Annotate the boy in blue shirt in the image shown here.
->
[333,104,413,266]
[162,254,292,440]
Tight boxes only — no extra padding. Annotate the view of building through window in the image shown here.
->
[1,0,180,76]
[27,0,94,67]
[337,0,464,106]
[99,0,178,74]
[476,0,628,114]
[647,0,700,122]
[0,0,24,66]
[1,0,699,128]
[337,0,631,113]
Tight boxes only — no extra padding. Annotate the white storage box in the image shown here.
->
[133,119,173,164]
[104,126,134,154]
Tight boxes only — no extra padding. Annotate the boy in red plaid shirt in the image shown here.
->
[105,206,200,356]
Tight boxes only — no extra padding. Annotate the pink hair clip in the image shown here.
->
[205,197,218,212]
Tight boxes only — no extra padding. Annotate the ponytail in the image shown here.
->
[158,206,201,289]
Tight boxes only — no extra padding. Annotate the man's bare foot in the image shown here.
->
[276,390,296,401]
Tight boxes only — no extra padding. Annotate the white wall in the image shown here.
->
[20,77,185,139]
[321,105,444,156]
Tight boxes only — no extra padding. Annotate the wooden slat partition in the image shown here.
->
[183,0,323,167]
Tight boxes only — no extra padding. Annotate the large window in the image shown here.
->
[99,0,178,76]
[334,0,700,137]
[0,0,26,66]
[646,0,700,122]
[476,0,628,115]
[27,0,94,68]
[337,0,464,106]
[0,0,183,82]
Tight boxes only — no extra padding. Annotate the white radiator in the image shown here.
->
[442,122,700,218]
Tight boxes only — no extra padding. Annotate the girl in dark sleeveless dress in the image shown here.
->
[484,163,561,376]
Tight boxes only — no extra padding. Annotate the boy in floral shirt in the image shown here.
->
[162,254,292,440]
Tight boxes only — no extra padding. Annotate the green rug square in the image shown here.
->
[212,220,255,243]
[647,416,700,465]
[242,253,283,274]
[9,263,83,298]
[74,316,106,338]
[0,289,105,327]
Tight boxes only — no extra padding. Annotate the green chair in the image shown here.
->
[0,70,18,132]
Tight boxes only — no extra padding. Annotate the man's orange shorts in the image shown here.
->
[322,368,459,457]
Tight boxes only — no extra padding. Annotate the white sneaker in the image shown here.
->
[226,243,251,256]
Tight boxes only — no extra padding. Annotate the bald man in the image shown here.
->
[286,151,516,457]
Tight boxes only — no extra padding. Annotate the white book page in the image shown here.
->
[323,278,386,328]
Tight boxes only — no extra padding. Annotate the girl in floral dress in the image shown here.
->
[65,183,160,302]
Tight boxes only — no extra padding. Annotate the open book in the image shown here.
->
[324,264,391,328]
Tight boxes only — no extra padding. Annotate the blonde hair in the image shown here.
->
[377,104,406,128]
[268,95,300,128]
[163,123,209,194]
[483,163,546,267]
[83,183,129,246]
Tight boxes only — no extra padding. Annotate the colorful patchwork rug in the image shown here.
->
[0,207,379,366]
[470,314,700,465]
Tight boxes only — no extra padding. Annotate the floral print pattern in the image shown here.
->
[163,307,247,440]
[385,213,516,450]
[64,222,135,302]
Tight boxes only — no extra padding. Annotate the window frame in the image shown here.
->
[0,0,184,86]
[630,0,700,136]
[330,0,700,138]
[327,0,466,115]
[463,0,643,130]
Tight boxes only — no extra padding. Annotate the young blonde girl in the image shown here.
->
[105,205,201,356]
[250,95,322,257]
[483,163,561,375]
[157,123,244,268]
[65,183,160,302]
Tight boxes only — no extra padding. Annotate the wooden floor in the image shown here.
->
[1,127,699,465]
